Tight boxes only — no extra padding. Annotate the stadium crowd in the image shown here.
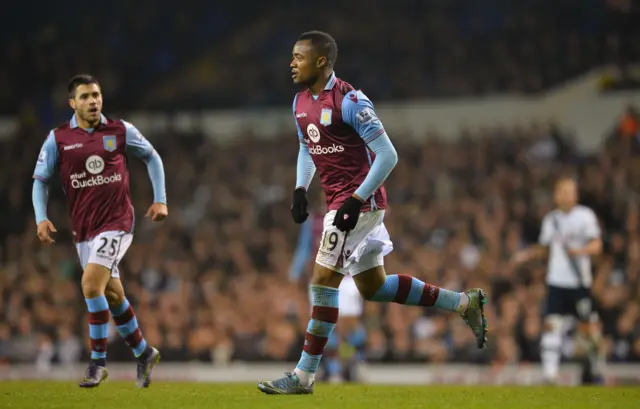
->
[2,0,637,116]
[1,111,639,368]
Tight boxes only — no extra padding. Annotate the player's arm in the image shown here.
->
[32,131,58,223]
[568,210,603,256]
[342,90,398,203]
[291,95,314,224]
[294,96,315,191]
[122,120,168,220]
[511,215,552,265]
[32,131,59,244]
[287,218,314,282]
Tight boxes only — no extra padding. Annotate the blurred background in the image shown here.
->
[1,0,640,384]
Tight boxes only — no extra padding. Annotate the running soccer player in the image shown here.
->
[32,74,167,388]
[257,31,488,395]
[511,177,604,384]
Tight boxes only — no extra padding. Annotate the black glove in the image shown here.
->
[332,196,364,232]
[291,187,309,224]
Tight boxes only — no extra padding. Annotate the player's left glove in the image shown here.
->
[332,195,364,232]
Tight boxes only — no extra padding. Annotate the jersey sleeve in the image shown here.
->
[538,214,554,246]
[583,208,601,240]
[33,131,59,182]
[341,90,386,144]
[123,120,154,160]
[293,94,305,143]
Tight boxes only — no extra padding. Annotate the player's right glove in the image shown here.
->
[291,187,309,224]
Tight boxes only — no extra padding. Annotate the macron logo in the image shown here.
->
[296,112,307,118]
[64,143,83,151]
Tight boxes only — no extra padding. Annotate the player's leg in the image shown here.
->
[258,263,343,394]
[79,261,112,387]
[321,331,343,383]
[573,292,604,384]
[105,277,160,388]
[352,263,487,348]
[540,286,566,384]
[76,231,129,387]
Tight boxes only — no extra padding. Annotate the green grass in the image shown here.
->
[1,381,639,409]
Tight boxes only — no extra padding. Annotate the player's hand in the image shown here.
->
[291,187,309,224]
[509,250,529,267]
[37,220,57,245]
[566,248,584,257]
[146,203,168,221]
[333,195,364,232]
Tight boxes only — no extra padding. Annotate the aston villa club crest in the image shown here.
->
[103,135,117,152]
[320,108,332,126]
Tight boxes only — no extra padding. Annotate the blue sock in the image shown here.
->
[86,295,110,362]
[370,274,462,311]
[109,298,148,358]
[295,285,339,379]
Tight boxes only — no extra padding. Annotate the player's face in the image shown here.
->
[291,40,323,86]
[69,84,103,125]
[554,179,578,209]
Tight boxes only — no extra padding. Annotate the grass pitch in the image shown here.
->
[0,381,638,409]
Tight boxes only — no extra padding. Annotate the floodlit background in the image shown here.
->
[1,0,639,385]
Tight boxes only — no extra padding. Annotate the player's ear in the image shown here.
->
[317,56,327,69]
[69,99,76,110]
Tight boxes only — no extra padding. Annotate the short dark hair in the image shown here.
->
[68,74,100,98]
[555,175,578,186]
[298,31,338,67]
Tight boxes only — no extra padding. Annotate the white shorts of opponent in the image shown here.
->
[75,230,133,278]
[315,209,393,276]
[338,275,364,317]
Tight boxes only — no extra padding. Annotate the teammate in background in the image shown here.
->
[32,74,168,388]
[511,177,604,384]
[321,275,367,383]
[257,31,488,395]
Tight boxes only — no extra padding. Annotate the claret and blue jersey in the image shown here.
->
[32,114,166,242]
[293,72,398,212]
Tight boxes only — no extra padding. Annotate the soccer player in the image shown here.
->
[511,177,604,384]
[32,74,167,388]
[257,31,488,395]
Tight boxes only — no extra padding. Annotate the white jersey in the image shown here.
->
[538,205,601,289]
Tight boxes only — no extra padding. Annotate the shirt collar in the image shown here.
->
[324,72,337,91]
[70,113,107,128]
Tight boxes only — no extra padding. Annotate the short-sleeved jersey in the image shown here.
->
[293,74,387,212]
[538,205,601,288]
[33,114,154,243]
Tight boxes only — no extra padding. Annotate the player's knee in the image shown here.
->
[104,288,122,306]
[81,263,111,298]
[311,264,343,288]
[543,315,564,334]
[353,267,386,300]
[359,284,381,301]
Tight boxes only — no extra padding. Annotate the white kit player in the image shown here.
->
[512,177,604,384]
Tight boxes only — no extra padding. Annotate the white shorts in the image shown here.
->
[315,209,393,276]
[338,275,364,317]
[75,230,133,278]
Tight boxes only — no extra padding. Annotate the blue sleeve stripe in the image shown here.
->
[145,150,167,204]
[364,128,386,144]
[296,143,315,190]
[32,179,49,224]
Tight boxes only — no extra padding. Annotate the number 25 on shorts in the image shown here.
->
[96,236,120,258]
